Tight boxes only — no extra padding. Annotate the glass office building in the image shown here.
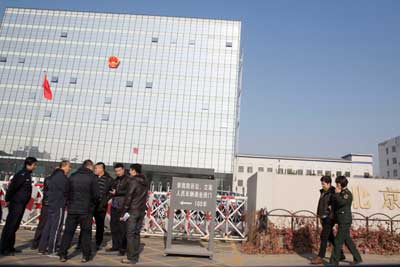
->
[0,8,242,189]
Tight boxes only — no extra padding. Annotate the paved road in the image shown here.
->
[0,229,399,266]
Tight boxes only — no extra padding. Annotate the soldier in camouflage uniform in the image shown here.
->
[330,176,362,266]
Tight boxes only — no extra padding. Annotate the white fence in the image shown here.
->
[0,182,248,241]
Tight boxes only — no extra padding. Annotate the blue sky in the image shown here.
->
[1,0,399,175]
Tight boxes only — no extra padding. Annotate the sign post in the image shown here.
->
[164,177,217,259]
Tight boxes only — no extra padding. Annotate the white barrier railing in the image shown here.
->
[0,182,248,241]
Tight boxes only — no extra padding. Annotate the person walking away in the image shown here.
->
[58,160,99,263]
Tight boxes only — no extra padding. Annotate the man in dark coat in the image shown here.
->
[0,157,38,256]
[106,163,129,255]
[58,160,99,263]
[38,160,71,256]
[330,176,362,266]
[92,162,113,250]
[311,176,344,264]
[121,164,149,264]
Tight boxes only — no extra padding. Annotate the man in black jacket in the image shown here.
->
[93,162,113,250]
[32,172,51,250]
[121,164,149,265]
[311,176,344,265]
[107,163,129,255]
[38,160,71,256]
[0,157,38,256]
[58,160,99,263]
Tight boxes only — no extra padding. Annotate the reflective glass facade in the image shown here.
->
[0,8,242,174]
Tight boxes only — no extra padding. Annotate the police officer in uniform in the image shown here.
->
[0,157,38,255]
[330,176,362,266]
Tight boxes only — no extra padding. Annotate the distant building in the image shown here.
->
[234,153,373,195]
[378,136,400,179]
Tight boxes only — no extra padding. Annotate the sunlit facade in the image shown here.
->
[0,8,242,186]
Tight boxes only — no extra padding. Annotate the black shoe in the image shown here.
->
[121,259,137,264]
[352,260,363,265]
[81,257,90,263]
[10,248,22,253]
[119,250,126,256]
[105,248,119,252]
[1,250,15,256]
[340,255,346,261]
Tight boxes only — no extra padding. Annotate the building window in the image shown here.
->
[18,57,25,63]
[394,170,398,177]
[287,168,294,175]
[51,76,58,83]
[387,159,390,166]
[325,171,331,176]
[364,172,371,178]
[70,77,77,84]
[336,171,342,177]
[189,40,195,45]
[393,146,397,153]
[387,171,390,178]
[60,32,68,38]
[306,169,312,176]
[170,38,177,44]
[317,170,323,176]
[238,166,244,173]
[44,110,52,118]
[0,56,7,62]
[278,168,284,174]
[226,41,233,48]
[126,80,133,87]
[237,179,243,187]
[297,169,304,175]
[151,37,158,43]
[267,167,273,173]
[104,97,112,104]
[386,147,389,154]
[29,92,36,100]
[345,172,351,177]
[258,167,264,172]
[101,114,109,121]
[145,82,153,88]
[66,94,74,102]
[393,158,398,165]
[247,166,253,173]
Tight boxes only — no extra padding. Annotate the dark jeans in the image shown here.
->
[110,207,126,251]
[126,212,144,262]
[38,207,64,253]
[318,218,344,258]
[93,209,106,247]
[59,213,92,259]
[77,209,106,248]
[0,202,26,253]
[32,204,49,249]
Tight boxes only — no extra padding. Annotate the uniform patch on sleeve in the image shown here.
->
[344,194,349,199]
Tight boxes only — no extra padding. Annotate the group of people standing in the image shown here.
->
[311,175,363,266]
[0,157,149,265]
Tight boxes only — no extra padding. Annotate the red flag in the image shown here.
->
[133,147,139,154]
[42,74,52,100]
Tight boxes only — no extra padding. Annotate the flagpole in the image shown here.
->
[27,71,44,157]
